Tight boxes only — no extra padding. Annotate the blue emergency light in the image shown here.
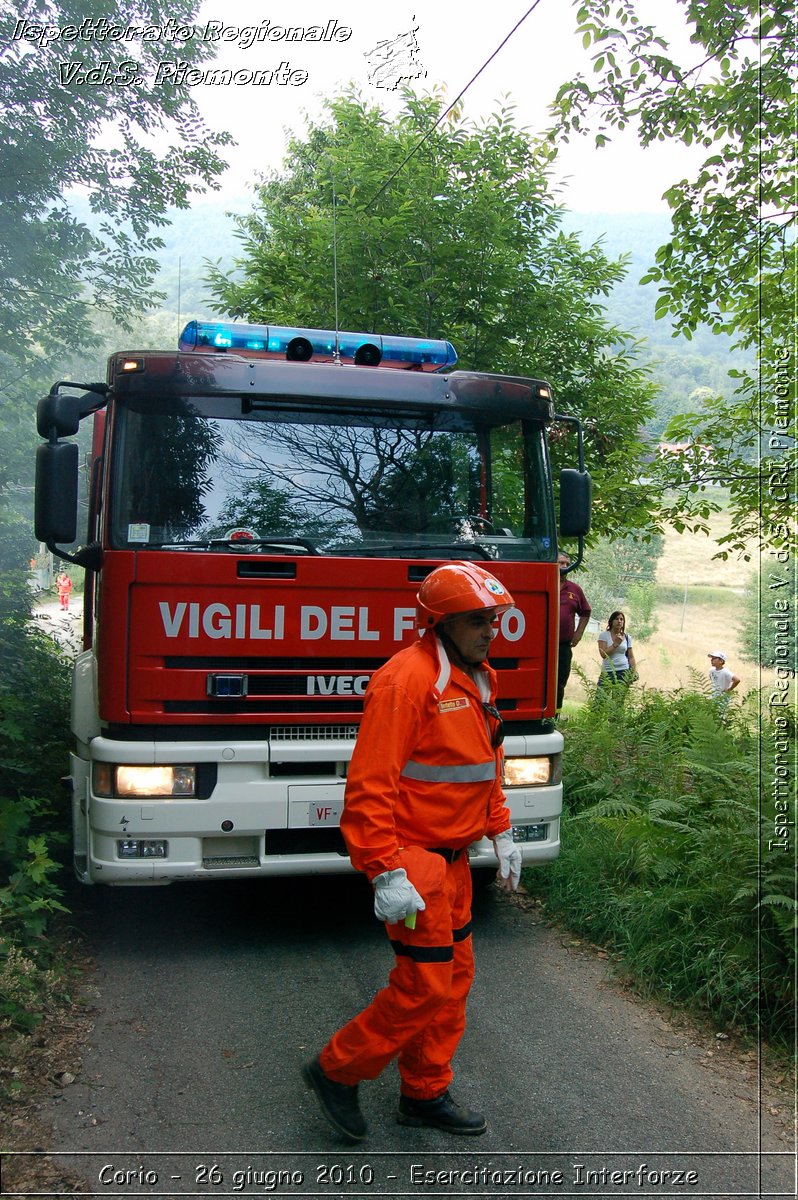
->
[178,320,457,372]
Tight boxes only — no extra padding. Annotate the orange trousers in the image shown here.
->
[319,845,474,1100]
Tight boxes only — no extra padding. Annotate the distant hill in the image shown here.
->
[561,210,750,435]
[142,198,247,320]
[561,210,743,355]
[65,192,245,320]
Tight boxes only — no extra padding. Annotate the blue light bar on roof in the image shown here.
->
[178,320,457,372]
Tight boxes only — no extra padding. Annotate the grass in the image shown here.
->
[655,583,741,606]
[567,515,770,702]
[655,493,756,591]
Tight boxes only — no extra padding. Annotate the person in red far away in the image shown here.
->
[56,572,72,611]
[303,561,522,1143]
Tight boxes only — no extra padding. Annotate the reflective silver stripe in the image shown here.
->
[401,759,496,782]
[433,634,451,696]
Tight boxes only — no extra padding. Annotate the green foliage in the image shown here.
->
[529,687,795,1046]
[551,0,796,555]
[740,555,797,673]
[206,90,660,540]
[625,581,658,642]
[0,603,72,805]
[0,0,232,362]
[0,0,234,593]
[0,946,70,1042]
[578,531,663,638]
[0,580,73,1030]
[560,213,756,443]
[0,830,68,952]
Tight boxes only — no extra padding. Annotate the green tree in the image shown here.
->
[740,555,797,673]
[0,0,232,363]
[206,91,659,539]
[210,476,346,546]
[578,532,664,639]
[0,2,232,991]
[550,0,796,556]
[0,0,233,579]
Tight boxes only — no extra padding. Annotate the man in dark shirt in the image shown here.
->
[557,552,591,710]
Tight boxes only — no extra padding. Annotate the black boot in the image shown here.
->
[397,1089,487,1135]
[302,1058,367,1142]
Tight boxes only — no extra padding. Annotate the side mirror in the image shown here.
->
[36,387,107,439]
[35,442,79,544]
[560,468,592,538]
[37,393,81,439]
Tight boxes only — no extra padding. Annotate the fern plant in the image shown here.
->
[0,591,74,1034]
[529,683,796,1048]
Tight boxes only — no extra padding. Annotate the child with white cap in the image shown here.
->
[707,651,740,697]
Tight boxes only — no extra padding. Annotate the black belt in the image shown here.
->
[428,847,463,863]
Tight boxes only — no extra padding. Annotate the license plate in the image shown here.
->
[309,802,342,827]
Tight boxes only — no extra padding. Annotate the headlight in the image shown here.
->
[94,764,196,798]
[504,754,561,787]
[512,823,548,842]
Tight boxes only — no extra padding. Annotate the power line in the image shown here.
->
[363,0,545,212]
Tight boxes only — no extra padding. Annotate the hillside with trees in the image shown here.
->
[561,212,753,440]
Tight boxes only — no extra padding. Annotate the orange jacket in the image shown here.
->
[341,633,511,881]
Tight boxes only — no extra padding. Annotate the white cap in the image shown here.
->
[707,650,726,662]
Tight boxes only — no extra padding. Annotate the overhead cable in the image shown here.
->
[363,0,545,212]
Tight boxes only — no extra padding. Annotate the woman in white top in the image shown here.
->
[597,610,637,690]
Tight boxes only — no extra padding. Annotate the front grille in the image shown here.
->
[203,855,260,869]
[271,725,358,740]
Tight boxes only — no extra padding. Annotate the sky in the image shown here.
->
[186,0,703,215]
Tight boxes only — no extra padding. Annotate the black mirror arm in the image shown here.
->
[46,541,104,571]
[553,413,585,471]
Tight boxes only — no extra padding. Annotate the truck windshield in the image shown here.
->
[109,397,556,560]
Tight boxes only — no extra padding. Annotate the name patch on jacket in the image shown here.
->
[438,697,470,713]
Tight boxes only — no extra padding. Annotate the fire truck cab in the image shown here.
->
[35,321,591,884]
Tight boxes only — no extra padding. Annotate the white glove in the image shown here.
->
[493,829,522,892]
[373,868,426,924]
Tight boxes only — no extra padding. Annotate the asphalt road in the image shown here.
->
[31,876,792,1199]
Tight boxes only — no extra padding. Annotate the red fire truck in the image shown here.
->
[35,320,591,885]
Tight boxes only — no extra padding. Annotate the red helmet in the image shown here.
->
[416,562,515,629]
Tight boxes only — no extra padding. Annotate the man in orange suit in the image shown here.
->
[56,571,73,611]
[303,562,522,1142]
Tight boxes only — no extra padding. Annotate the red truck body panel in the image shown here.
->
[95,551,557,726]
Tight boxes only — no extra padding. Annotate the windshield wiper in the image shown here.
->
[144,540,211,549]
[208,536,319,554]
[356,542,492,560]
[144,537,319,554]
